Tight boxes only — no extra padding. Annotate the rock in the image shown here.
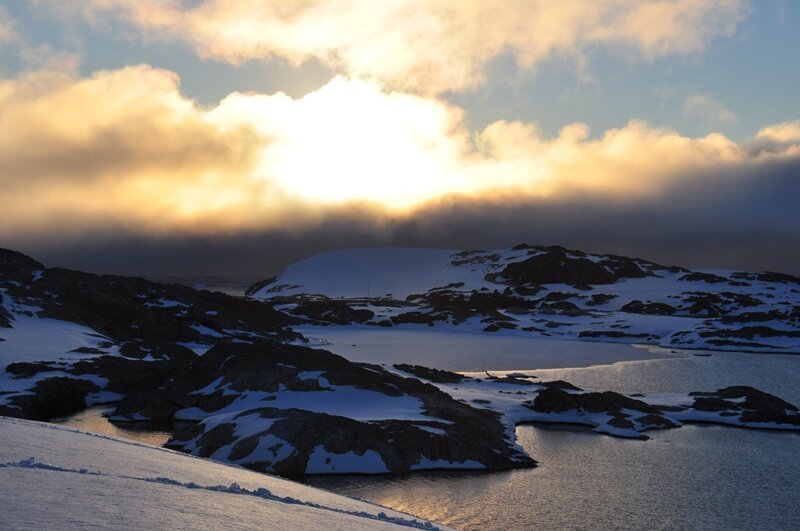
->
[530,387,660,415]
[391,311,443,326]
[4,377,98,420]
[731,271,800,285]
[634,414,680,429]
[0,248,44,283]
[679,272,729,284]
[485,373,535,385]
[579,331,656,340]
[621,300,677,316]
[394,364,464,383]
[608,416,634,429]
[586,293,617,306]
[497,248,619,285]
[538,380,583,391]
[289,300,374,325]
[245,276,277,296]
[5,362,55,378]
[149,341,537,476]
[0,294,11,328]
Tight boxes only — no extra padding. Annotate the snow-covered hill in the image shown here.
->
[0,416,444,530]
[249,245,800,353]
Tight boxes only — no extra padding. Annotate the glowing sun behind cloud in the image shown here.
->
[211,77,475,208]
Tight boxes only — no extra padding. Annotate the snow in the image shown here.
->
[0,416,446,530]
[0,301,122,407]
[306,446,390,474]
[251,247,491,299]
[0,312,114,366]
[176,340,214,355]
[257,246,800,355]
[414,425,448,436]
[174,386,435,423]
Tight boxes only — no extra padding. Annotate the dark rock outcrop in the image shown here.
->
[0,248,44,283]
[110,341,536,476]
[621,300,677,316]
[525,385,800,438]
[689,386,800,426]
[531,387,660,415]
[1,377,99,420]
[288,300,374,325]
[394,364,465,383]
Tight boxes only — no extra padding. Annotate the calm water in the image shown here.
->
[54,406,173,447]
[305,353,800,530]
[57,352,800,530]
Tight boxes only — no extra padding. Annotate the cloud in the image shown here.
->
[14,155,800,278]
[0,66,798,249]
[0,65,264,234]
[52,0,749,94]
[0,5,19,44]
[682,93,737,127]
[19,43,82,72]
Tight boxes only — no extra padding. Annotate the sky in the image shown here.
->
[0,0,799,277]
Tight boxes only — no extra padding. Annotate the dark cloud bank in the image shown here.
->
[5,156,799,280]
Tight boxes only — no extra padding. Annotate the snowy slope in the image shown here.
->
[0,416,446,530]
[251,247,494,299]
[251,246,800,354]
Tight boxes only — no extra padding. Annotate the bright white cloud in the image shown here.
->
[55,0,749,94]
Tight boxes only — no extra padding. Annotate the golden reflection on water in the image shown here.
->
[54,405,173,447]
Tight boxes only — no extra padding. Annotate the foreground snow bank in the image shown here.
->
[0,417,445,530]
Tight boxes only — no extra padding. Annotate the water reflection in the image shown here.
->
[53,353,800,530]
[54,405,173,447]
[305,353,800,530]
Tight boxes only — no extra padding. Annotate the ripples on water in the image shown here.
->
[306,353,800,530]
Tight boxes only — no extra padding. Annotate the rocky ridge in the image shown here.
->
[250,245,800,353]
